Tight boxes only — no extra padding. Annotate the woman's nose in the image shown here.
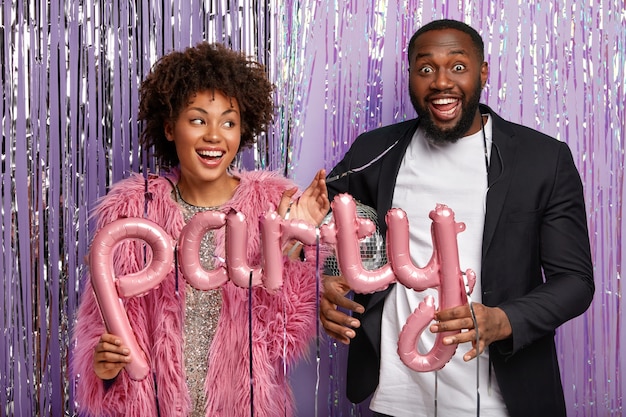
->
[202,125,220,142]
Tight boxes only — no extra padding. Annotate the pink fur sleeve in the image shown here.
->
[71,174,184,416]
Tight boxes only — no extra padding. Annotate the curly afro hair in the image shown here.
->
[138,42,275,166]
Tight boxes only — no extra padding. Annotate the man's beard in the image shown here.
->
[410,82,482,144]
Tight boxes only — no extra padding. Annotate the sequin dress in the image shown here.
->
[175,186,223,417]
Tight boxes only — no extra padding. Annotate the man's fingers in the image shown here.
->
[430,317,475,333]
[320,300,361,329]
[319,305,359,344]
[319,276,363,344]
[434,304,471,321]
[323,325,355,344]
[324,290,362,313]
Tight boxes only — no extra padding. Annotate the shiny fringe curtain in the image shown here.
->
[1,1,624,416]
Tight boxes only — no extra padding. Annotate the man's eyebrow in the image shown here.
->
[448,48,469,56]
[414,48,469,60]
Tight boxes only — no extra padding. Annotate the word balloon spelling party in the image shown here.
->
[88,194,474,379]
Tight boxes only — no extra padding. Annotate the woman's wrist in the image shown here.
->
[284,240,303,260]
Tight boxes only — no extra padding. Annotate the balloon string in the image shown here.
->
[142,176,149,274]
[327,339,335,417]
[463,272,480,417]
[143,175,150,217]
[174,245,179,298]
[142,174,156,267]
[145,174,163,417]
[314,228,321,417]
[469,299,480,417]
[283,299,287,417]
[488,357,492,396]
[434,371,438,417]
[249,270,254,417]
[153,371,162,417]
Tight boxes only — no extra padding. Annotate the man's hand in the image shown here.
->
[92,333,132,380]
[320,274,365,344]
[430,303,512,361]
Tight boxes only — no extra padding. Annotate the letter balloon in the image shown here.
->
[393,204,476,372]
[89,218,174,380]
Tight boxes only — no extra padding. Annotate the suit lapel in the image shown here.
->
[482,106,518,258]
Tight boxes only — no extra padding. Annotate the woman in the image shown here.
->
[71,42,329,417]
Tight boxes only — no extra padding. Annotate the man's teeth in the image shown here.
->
[432,98,458,105]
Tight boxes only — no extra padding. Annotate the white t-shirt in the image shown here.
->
[370,116,509,417]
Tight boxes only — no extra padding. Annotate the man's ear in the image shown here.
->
[480,61,489,89]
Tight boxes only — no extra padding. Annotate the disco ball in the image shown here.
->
[322,202,388,276]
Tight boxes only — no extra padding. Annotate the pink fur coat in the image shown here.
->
[71,170,319,417]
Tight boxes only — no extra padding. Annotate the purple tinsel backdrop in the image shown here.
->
[0,1,624,416]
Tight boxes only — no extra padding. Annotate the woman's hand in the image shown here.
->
[278,169,330,258]
[92,333,132,380]
[278,169,330,226]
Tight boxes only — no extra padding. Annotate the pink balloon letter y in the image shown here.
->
[392,204,476,372]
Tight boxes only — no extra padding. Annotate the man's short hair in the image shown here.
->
[408,19,485,63]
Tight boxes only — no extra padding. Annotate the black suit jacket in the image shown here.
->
[326,105,594,417]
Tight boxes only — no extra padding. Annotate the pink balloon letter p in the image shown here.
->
[89,218,174,380]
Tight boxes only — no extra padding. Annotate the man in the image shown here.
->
[320,19,594,417]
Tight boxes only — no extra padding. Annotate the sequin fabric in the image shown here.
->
[175,186,223,417]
